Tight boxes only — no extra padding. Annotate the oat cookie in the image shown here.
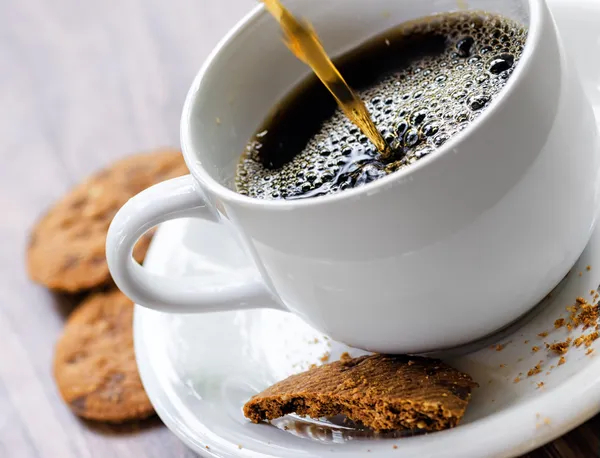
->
[27,149,188,292]
[54,288,154,422]
[244,354,477,432]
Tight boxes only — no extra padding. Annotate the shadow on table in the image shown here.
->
[82,415,164,436]
[50,291,85,318]
[50,282,118,319]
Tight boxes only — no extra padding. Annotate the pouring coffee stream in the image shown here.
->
[261,0,394,160]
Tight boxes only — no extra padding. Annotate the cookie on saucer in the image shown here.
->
[244,354,478,431]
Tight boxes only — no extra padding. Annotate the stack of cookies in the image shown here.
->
[27,149,189,423]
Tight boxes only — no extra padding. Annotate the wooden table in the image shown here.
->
[1,0,598,456]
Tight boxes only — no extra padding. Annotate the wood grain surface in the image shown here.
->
[0,0,598,456]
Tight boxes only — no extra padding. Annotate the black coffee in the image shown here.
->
[235,11,527,200]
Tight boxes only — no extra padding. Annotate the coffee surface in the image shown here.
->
[235,12,527,200]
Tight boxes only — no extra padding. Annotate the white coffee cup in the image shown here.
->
[106,0,600,354]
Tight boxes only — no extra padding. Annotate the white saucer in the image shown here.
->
[134,1,600,456]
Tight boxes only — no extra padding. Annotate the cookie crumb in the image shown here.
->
[587,265,592,271]
[495,343,506,351]
[527,362,543,377]
[584,331,599,346]
[499,364,506,368]
[393,445,398,449]
[513,376,521,383]
[536,382,544,389]
[524,340,530,344]
[580,306,599,330]
[532,346,540,353]
[537,331,548,338]
[573,336,585,348]
[558,356,566,366]
[586,348,594,356]
[554,318,566,329]
[319,352,330,363]
[340,352,352,363]
[549,341,569,355]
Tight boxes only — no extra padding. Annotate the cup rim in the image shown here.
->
[181,0,543,210]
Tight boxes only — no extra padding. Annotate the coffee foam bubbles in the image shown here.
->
[236,12,527,200]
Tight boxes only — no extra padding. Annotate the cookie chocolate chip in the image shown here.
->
[53,288,154,422]
[27,149,187,292]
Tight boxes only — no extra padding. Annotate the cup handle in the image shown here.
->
[106,175,279,313]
